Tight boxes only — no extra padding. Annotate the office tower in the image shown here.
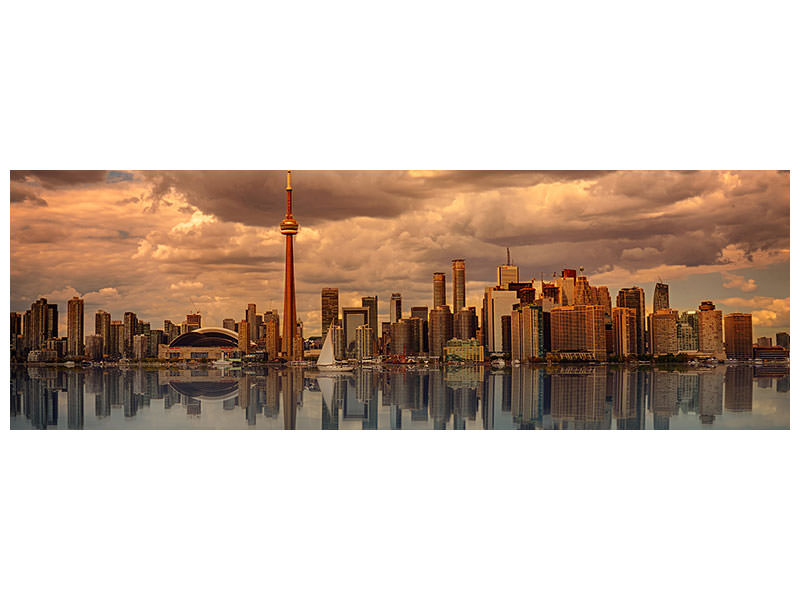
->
[280,170,299,359]
[678,311,699,352]
[433,272,447,309]
[517,287,536,305]
[94,310,111,357]
[264,319,280,359]
[46,303,58,339]
[649,309,679,356]
[411,306,429,351]
[110,321,123,357]
[429,306,454,358]
[222,318,236,331]
[454,307,477,340]
[556,269,577,305]
[133,334,148,360]
[757,336,772,347]
[355,325,373,360]
[67,296,84,357]
[542,282,560,305]
[724,313,753,359]
[616,287,646,355]
[123,311,138,357]
[653,282,669,312]
[238,319,250,353]
[321,288,339,337]
[497,249,519,289]
[390,293,402,323]
[776,332,790,350]
[612,307,637,357]
[148,330,164,357]
[697,301,724,358]
[501,315,511,353]
[331,325,345,360]
[406,316,424,355]
[550,305,607,360]
[483,287,518,353]
[85,334,103,361]
[390,319,414,355]
[361,295,378,346]
[245,303,258,341]
[510,304,544,362]
[574,276,592,305]
[452,259,466,313]
[342,306,369,357]
[28,297,48,350]
[163,319,180,342]
[263,309,280,331]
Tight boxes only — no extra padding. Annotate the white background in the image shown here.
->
[2,1,797,599]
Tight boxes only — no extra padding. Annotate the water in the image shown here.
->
[9,364,789,430]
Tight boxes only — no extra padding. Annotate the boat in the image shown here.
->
[316,321,354,372]
[64,360,76,368]
[213,358,232,368]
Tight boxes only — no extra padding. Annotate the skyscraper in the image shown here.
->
[321,288,339,338]
[67,296,84,358]
[246,303,258,341]
[550,304,607,360]
[433,272,446,308]
[355,325,374,360]
[724,313,753,359]
[361,295,378,347]
[697,301,724,358]
[649,308,679,356]
[454,307,477,340]
[46,303,58,339]
[612,307,637,357]
[95,310,111,358]
[428,305,454,358]
[390,293,402,323]
[497,249,519,289]
[677,311,699,352]
[776,332,790,350]
[653,282,669,312]
[280,170,299,359]
[452,259,466,313]
[222,318,237,331]
[483,287,518,353]
[342,306,369,357]
[616,287,645,355]
[238,319,250,353]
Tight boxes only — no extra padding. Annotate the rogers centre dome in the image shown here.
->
[159,327,240,360]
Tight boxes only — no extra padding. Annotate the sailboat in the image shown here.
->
[317,321,354,372]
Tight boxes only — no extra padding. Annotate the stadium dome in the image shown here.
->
[168,327,238,348]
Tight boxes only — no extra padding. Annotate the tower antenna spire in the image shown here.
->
[506,247,511,265]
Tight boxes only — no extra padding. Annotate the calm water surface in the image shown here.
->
[9,364,790,430]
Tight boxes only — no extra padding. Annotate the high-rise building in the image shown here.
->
[110,321,123,357]
[390,319,414,355]
[342,306,369,357]
[678,311,699,352]
[238,319,250,353]
[361,295,378,347]
[410,307,429,353]
[331,325,345,360]
[612,307,637,357]
[245,303,258,341]
[264,318,280,359]
[355,325,373,360]
[67,296,84,357]
[133,334,148,360]
[433,272,447,309]
[510,304,544,362]
[390,293,402,323]
[757,336,772,347]
[452,259,466,313]
[724,313,753,359]
[653,282,669,312]
[222,318,237,331]
[46,303,58,339]
[428,306,454,358]
[454,307,477,340]
[497,249,519,289]
[776,332,790,350]
[321,288,339,337]
[698,301,724,358]
[163,319,180,342]
[556,269,577,306]
[483,287,518,353]
[280,170,299,359]
[595,286,612,317]
[85,334,103,361]
[649,309,679,356]
[95,310,111,357]
[616,287,646,355]
[123,311,138,357]
[550,305,607,360]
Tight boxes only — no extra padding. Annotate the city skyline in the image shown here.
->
[10,170,790,340]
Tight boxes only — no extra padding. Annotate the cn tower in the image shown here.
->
[280,170,299,359]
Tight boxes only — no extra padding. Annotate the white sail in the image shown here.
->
[317,321,336,366]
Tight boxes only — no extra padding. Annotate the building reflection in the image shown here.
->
[7,363,788,430]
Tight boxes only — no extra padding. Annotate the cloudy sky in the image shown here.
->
[10,170,790,340]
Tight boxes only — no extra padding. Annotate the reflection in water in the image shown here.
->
[9,364,789,430]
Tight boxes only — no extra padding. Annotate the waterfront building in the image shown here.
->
[85,334,103,361]
[123,311,137,357]
[355,325,374,360]
[454,307,477,340]
[110,321,123,357]
[612,307,637,357]
[342,306,369,357]
[616,287,646,355]
[510,303,544,362]
[238,319,250,353]
[158,327,240,361]
[429,305,454,358]
[95,310,111,357]
[133,334,148,360]
[361,295,378,347]
[724,313,753,359]
[433,272,447,309]
[331,324,345,360]
[443,338,484,363]
[678,311,699,352]
[264,318,280,359]
[321,287,339,338]
[550,304,607,360]
[649,308,679,356]
[67,296,84,358]
[697,301,724,358]
[452,259,466,313]
[483,287,518,353]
